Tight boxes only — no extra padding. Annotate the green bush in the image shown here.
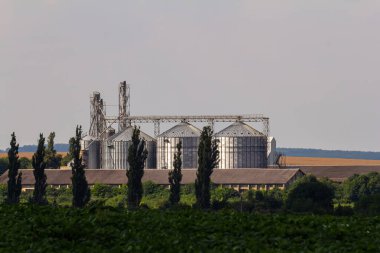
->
[242,190,255,202]
[105,195,126,208]
[0,184,6,203]
[141,195,169,209]
[113,185,128,196]
[286,175,334,214]
[46,187,72,205]
[334,204,354,216]
[180,194,196,206]
[181,183,195,195]
[19,157,32,169]
[343,172,380,203]
[92,184,116,198]
[241,189,284,212]
[355,194,380,215]
[46,186,72,197]
[143,181,167,196]
[264,188,284,210]
[212,187,240,202]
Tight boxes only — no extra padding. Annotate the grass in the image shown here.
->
[0,205,380,252]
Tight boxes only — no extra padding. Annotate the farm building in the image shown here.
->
[0,168,304,192]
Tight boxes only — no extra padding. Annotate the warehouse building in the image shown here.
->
[0,168,304,192]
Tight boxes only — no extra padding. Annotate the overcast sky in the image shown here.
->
[0,0,379,151]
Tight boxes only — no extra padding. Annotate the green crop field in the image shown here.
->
[0,205,379,252]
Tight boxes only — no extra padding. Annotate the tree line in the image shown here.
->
[0,132,71,175]
[2,125,219,209]
[3,125,380,215]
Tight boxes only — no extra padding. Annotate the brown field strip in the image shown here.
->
[2,153,379,166]
[0,152,67,159]
[286,156,380,166]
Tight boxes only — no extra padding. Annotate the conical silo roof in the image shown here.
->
[82,135,95,141]
[215,122,264,137]
[109,127,155,142]
[158,123,201,138]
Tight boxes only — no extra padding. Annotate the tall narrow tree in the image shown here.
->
[6,133,22,204]
[32,134,47,205]
[127,126,148,208]
[168,141,182,205]
[195,126,219,209]
[71,126,90,208]
[45,132,60,169]
[61,137,76,166]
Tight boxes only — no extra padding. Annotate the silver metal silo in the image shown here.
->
[81,135,101,169]
[157,123,201,169]
[102,127,156,169]
[215,122,267,169]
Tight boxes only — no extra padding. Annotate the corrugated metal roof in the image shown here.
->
[215,122,264,137]
[158,123,201,138]
[82,135,96,141]
[0,168,303,186]
[109,127,155,142]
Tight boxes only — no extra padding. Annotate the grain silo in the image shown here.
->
[81,135,101,169]
[157,122,201,169]
[102,127,157,169]
[215,122,267,169]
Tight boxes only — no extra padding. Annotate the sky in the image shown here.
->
[0,0,379,151]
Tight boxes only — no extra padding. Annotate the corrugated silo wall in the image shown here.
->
[102,140,156,169]
[145,141,157,169]
[82,139,101,169]
[87,140,101,169]
[101,141,111,169]
[157,137,199,169]
[217,136,268,168]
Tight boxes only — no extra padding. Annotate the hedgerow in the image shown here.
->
[0,205,379,252]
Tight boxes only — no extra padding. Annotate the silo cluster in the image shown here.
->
[83,122,268,170]
[157,123,201,169]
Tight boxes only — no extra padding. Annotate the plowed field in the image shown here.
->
[286,156,380,166]
[0,152,67,159]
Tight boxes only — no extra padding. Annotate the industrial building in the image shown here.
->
[82,81,278,170]
[0,168,304,192]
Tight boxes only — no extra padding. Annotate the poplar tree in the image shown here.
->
[127,126,148,209]
[71,126,90,208]
[32,134,47,205]
[45,132,60,169]
[6,133,22,204]
[195,126,219,209]
[168,141,182,205]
